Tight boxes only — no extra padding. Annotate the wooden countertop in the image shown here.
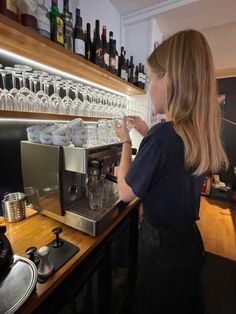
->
[198,196,236,261]
[0,199,140,314]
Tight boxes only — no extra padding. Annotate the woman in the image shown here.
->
[114,30,228,314]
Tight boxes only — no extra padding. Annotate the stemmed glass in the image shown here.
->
[80,86,92,117]
[26,73,39,112]
[48,75,62,114]
[0,68,14,110]
[33,71,49,113]
[4,67,21,111]
[71,83,83,116]
[14,65,32,111]
[61,79,73,115]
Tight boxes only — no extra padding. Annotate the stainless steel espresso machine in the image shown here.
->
[20,141,122,236]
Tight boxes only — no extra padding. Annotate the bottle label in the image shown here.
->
[104,53,109,67]
[64,23,73,38]
[56,16,64,44]
[6,0,17,13]
[75,39,85,56]
[121,69,126,80]
[37,6,50,35]
[115,56,119,71]
[138,73,143,82]
[109,57,116,70]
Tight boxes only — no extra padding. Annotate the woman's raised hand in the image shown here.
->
[126,115,149,136]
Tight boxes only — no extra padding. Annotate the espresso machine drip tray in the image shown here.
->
[64,191,121,236]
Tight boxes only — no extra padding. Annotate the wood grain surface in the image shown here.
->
[0,199,140,314]
[197,197,236,261]
[0,14,144,96]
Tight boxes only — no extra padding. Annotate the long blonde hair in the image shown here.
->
[148,29,228,175]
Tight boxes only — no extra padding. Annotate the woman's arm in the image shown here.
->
[114,118,137,202]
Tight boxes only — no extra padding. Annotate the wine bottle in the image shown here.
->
[128,56,135,84]
[119,46,126,80]
[18,0,37,29]
[50,0,64,46]
[134,65,139,86]
[113,39,119,75]
[109,31,116,74]
[0,0,17,21]
[137,63,143,88]
[62,0,73,51]
[36,0,50,39]
[73,8,85,57]
[141,64,146,89]
[126,59,129,82]
[92,20,103,67]
[101,26,109,71]
[85,23,92,61]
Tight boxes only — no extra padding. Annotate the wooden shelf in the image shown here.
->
[0,110,105,121]
[216,67,236,79]
[0,14,145,96]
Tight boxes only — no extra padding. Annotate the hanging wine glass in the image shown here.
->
[0,69,14,111]
[61,79,73,115]
[14,65,32,111]
[71,83,83,116]
[48,75,62,114]
[4,67,21,111]
[33,71,49,113]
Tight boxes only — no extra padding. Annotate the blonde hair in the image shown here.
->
[148,29,228,175]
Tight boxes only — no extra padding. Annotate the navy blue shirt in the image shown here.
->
[125,121,205,229]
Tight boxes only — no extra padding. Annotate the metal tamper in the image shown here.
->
[37,246,54,280]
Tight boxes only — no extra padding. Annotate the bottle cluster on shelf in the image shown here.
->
[0,0,146,90]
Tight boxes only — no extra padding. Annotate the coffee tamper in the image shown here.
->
[25,246,40,266]
[37,246,54,280]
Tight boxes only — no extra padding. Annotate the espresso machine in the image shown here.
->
[20,141,122,236]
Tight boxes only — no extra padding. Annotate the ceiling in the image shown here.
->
[109,0,236,36]
[109,0,168,16]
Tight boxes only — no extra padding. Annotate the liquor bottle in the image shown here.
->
[126,59,129,82]
[119,46,126,80]
[0,0,18,21]
[73,8,85,57]
[101,26,109,71]
[134,65,139,86]
[92,20,102,67]
[36,0,50,39]
[113,40,119,75]
[50,0,64,46]
[141,64,146,89]
[137,63,143,88]
[85,23,92,60]
[128,56,135,84]
[17,0,37,29]
[109,31,116,74]
[62,0,73,51]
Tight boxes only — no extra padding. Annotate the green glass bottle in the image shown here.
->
[50,0,64,46]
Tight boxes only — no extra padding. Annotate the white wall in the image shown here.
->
[201,22,236,71]
[43,0,121,49]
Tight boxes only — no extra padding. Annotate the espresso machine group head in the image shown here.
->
[21,141,122,236]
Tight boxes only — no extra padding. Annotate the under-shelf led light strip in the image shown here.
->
[0,48,129,98]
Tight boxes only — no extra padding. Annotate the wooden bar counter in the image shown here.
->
[0,198,140,314]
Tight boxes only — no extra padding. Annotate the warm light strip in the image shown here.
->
[0,118,68,123]
[0,48,129,98]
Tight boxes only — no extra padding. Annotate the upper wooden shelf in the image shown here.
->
[0,14,145,96]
